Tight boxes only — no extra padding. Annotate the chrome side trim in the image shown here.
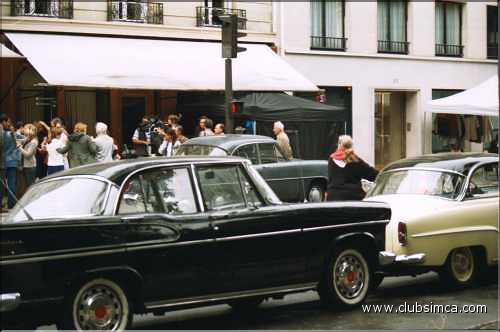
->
[412,225,499,238]
[0,248,126,266]
[215,229,301,242]
[0,293,21,312]
[264,176,328,182]
[145,282,317,310]
[303,220,390,233]
[126,238,214,252]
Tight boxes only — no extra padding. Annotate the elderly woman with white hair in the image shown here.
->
[94,122,115,162]
[326,135,378,201]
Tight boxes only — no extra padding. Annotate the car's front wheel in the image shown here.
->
[439,247,483,287]
[318,247,371,310]
[58,278,132,331]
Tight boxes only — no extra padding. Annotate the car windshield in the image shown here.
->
[5,178,110,222]
[176,144,228,157]
[367,169,465,199]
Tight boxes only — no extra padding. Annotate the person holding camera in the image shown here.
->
[132,117,151,157]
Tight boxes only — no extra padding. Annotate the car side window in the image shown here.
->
[467,163,499,198]
[234,144,259,164]
[259,143,278,164]
[197,165,247,211]
[118,168,197,215]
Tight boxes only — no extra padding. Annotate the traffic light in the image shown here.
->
[231,101,244,114]
[219,14,247,58]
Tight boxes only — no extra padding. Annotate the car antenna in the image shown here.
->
[0,179,34,221]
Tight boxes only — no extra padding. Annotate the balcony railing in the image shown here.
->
[108,1,163,24]
[487,44,498,59]
[11,0,73,19]
[311,36,347,51]
[378,40,409,54]
[196,6,246,30]
[435,44,464,57]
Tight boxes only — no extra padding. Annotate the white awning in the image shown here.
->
[427,75,499,117]
[0,44,24,58]
[6,33,318,92]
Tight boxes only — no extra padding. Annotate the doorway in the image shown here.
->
[374,91,406,169]
[122,97,146,148]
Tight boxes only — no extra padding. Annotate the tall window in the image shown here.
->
[435,1,463,57]
[311,0,346,51]
[377,0,408,54]
[487,6,498,59]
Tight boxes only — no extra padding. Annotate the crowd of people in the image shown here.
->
[0,114,118,212]
[130,114,227,158]
[2,109,378,211]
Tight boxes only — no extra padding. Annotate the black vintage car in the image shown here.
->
[1,157,390,330]
[176,135,328,203]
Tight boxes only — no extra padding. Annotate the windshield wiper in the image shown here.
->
[1,179,34,221]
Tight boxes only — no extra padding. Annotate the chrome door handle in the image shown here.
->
[212,225,220,231]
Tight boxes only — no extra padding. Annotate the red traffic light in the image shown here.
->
[231,101,244,114]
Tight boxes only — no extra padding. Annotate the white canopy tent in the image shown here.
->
[427,75,499,117]
[5,33,318,92]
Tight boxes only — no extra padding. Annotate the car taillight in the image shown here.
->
[398,222,407,246]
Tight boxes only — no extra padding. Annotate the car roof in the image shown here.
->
[42,156,247,186]
[382,153,498,175]
[183,134,275,152]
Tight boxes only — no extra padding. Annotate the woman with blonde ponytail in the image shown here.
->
[326,135,378,201]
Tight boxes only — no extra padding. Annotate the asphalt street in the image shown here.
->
[34,271,498,330]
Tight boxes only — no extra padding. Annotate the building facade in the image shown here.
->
[0,0,278,147]
[280,1,497,167]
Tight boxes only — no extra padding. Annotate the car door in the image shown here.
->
[117,165,218,303]
[195,163,307,292]
[461,161,499,265]
[252,143,301,202]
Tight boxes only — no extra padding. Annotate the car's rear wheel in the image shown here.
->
[58,278,132,331]
[439,247,483,287]
[307,183,325,203]
[318,247,371,310]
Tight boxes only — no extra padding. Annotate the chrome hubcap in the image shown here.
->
[76,285,123,330]
[451,248,474,282]
[308,187,323,202]
[334,254,365,299]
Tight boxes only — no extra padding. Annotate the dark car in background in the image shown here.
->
[176,135,328,202]
[1,156,390,330]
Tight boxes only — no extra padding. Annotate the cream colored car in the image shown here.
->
[365,153,498,288]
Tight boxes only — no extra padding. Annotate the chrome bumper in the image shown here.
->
[379,251,426,266]
[0,293,21,312]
